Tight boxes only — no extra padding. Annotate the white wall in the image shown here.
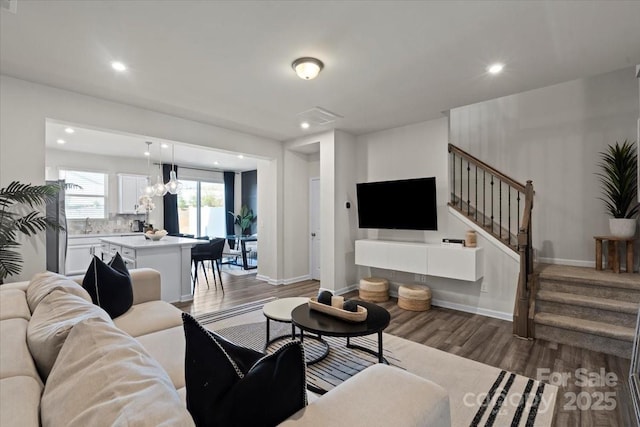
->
[354,117,518,318]
[0,75,285,282]
[450,67,639,267]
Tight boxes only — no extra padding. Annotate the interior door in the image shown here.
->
[310,178,321,280]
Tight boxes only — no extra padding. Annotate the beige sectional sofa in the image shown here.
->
[0,268,451,426]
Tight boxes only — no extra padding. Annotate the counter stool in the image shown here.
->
[398,284,431,312]
[359,277,390,302]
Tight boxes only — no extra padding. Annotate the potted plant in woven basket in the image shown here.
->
[597,140,639,238]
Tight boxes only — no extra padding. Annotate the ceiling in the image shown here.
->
[2,1,640,142]
[46,121,259,172]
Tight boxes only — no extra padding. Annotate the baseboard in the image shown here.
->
[256,274,312,286]
[319,284,359,296]
[387,288,512,321]
[180,294,194,303]
[537,257,595,268]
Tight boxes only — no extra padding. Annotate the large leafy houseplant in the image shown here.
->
[0,181,62,282]
[228,204,256,236]
[596,140,639,237]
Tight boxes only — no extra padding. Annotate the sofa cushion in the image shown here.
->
[82,254,133,319]
[280,364,451,427]
[41,317,194,427]
[136,325,186,389]
[183,313,307,427]
[27,289,111,380]
[114,300,183,337]
[0,376,42,427]
[0,289,31,320]
[26,272,92,313]
[0,318,42,386]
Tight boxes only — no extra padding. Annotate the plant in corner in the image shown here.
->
[228,204,256,236]
[596,139,639,238]
[0,181,62,283]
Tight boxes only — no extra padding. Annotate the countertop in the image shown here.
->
[99,235,207,249]
[69,232,144,238]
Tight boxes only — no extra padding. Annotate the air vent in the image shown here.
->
[297,107,343,126]
[1,0,17,13]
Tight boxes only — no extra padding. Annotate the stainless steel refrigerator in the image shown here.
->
[46,179,67,274]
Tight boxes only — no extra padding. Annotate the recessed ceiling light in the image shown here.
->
[300,122,310,129]
[111,61,127,72]
[237,154,244,159]
[214,161,219,165]
[487,63,504,75]
[64,127,75,134]
[161,143,169,148]
[144,151,150,156]
[56,139,66,144]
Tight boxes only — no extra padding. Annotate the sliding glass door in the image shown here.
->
[178,180,225,238]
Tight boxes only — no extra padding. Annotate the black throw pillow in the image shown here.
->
[182,313,307,427]
[82,253,133,319]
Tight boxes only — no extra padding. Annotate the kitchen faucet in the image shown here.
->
[84,217,93,234]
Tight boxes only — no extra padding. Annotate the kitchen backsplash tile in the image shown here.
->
[68,213,145,235]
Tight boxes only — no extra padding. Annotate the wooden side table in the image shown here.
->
[594,236,636,273]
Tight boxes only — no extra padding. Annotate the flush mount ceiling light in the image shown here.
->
[292,57,324,80]
[64,127,75,134]
[56,139,65,144]
[111,61,127,72]
[300,121,310,129]
[487,63,504,75]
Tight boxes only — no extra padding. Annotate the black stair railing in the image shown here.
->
[448,144,534,338]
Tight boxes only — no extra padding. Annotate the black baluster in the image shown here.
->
[467,161,470,216]
[475,165,478,222]
[517,191,521,232]
[490,175,494,233]
[459,156,463,208]
[499,179,502,240]
[483,170,486,227]
[452,153,456,205]
[508,186,511,246]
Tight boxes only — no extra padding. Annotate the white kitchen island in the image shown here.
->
[99,235,206,303]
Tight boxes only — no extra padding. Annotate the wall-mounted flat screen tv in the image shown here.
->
[356,177,437,230]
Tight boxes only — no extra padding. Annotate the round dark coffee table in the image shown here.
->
[291,300,391,364]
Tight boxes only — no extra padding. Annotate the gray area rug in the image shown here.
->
[196,300,557,427]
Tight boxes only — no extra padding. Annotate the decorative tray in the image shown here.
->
[308,298,367,323]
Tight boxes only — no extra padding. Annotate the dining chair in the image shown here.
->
[209,237,226,291]
[191,237,212,289]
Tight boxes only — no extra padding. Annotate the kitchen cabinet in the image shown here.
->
[65,236,102,276]
[118,174,149,214]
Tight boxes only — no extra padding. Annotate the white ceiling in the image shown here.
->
[45,121,259,172]
[2,1,640,143]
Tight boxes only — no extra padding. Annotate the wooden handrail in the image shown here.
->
[448,144,526,192]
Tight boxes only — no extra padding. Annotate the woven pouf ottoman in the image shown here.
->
[397,285,431,311]
[359,277,390,302]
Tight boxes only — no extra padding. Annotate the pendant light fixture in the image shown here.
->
[143,142,155,196]
[164,144,182,195]
[152,143,167,197]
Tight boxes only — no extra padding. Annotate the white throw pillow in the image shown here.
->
[26,272,92,313]
[40,317,194,427]
[26,290,111,380]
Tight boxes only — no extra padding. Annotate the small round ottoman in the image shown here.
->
[359,277,389,302]
[397,285,431,311]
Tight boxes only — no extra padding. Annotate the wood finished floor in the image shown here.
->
[178,270,634,427]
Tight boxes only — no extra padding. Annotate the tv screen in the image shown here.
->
[356,177,437,230]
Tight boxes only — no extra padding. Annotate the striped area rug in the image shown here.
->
[196,300,556,427]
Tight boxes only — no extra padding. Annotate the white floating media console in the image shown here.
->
[355,239,484,282]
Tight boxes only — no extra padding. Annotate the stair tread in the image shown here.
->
[534,312,635,341]
[537,289,639,313]
[537,263,640,290]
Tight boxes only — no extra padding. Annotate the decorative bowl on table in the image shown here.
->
[144,229,168,241]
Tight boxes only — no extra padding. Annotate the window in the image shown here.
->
[59,169,107,219]
[178,180,226,238]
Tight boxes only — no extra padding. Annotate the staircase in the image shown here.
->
[533,263,640,358]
